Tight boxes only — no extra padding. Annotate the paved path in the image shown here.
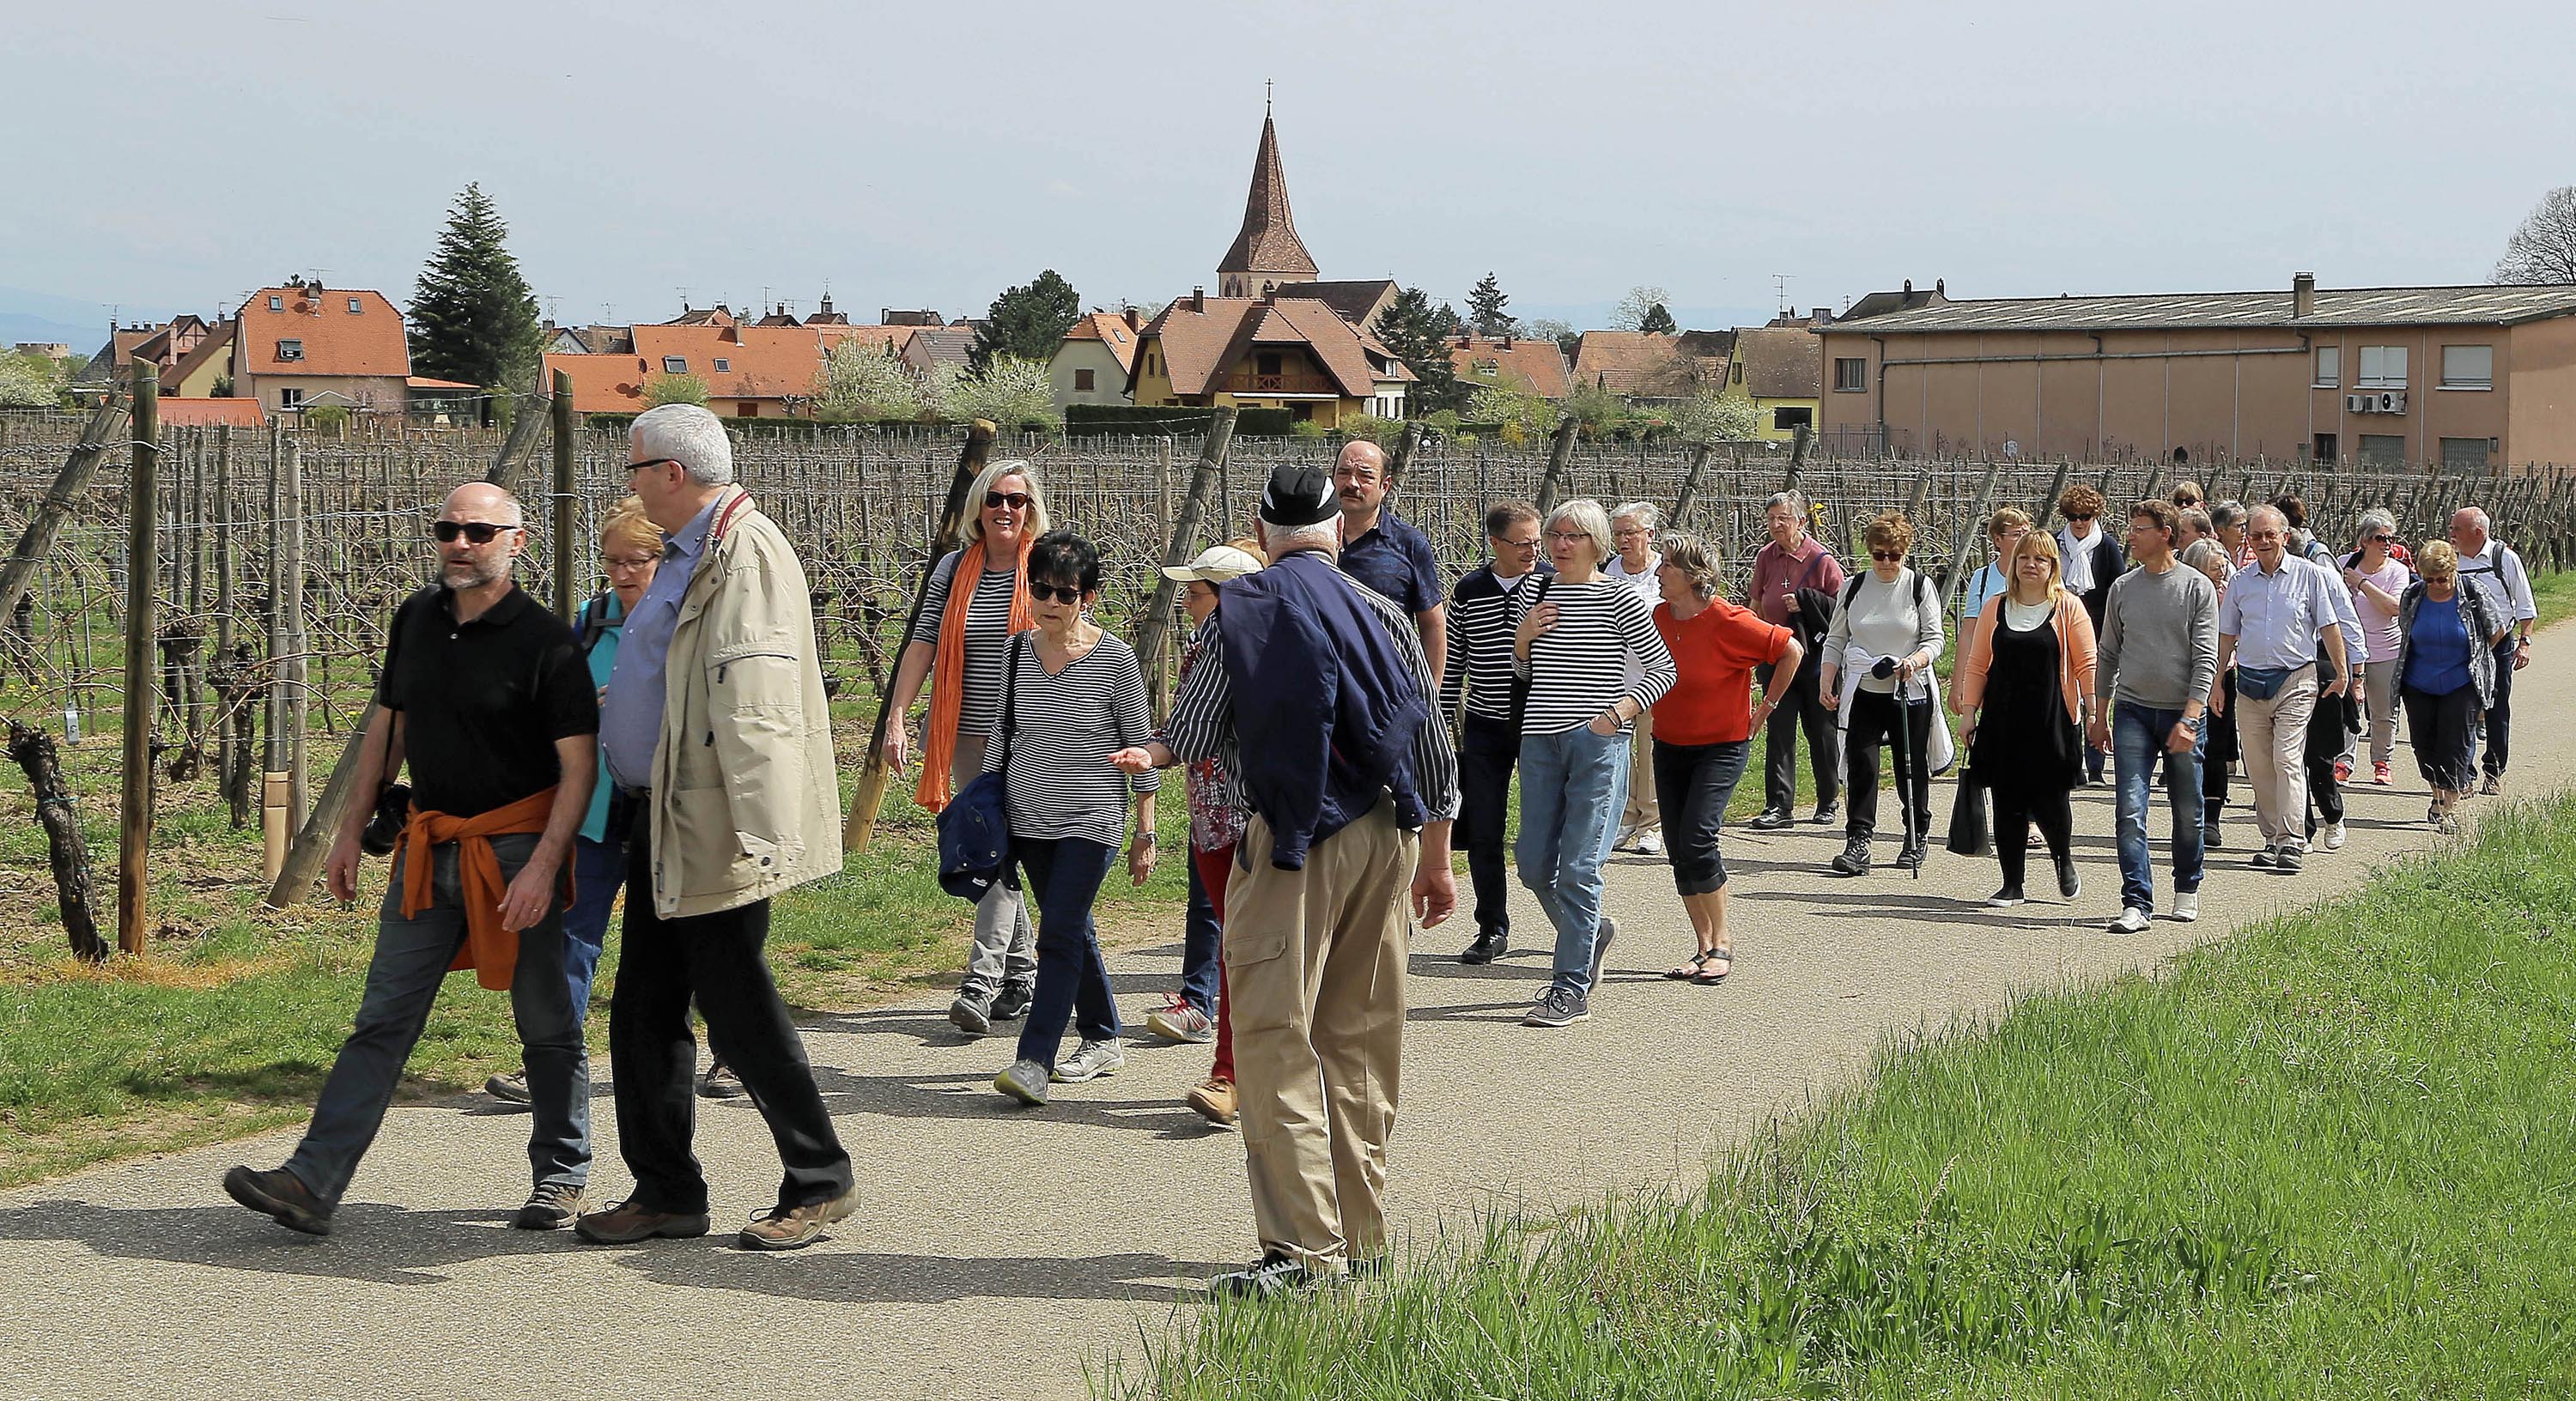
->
[5,632,2570,1401]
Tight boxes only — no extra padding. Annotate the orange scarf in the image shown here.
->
[914,537,1033,812]
[398,786,568,992]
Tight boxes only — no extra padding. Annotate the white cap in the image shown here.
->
[1159,544,1265,583]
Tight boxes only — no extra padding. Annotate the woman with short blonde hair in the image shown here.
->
[2397,539,2509,829]
[1955,530,2095,906]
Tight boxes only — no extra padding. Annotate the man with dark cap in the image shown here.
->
[1114,462,1459,1298]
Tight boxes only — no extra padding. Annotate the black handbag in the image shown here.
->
[936,633,1024,901]
[1945,767,1991,857]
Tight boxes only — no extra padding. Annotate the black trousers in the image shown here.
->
[2405,683,2481,793]
[1456,711,1522,938]
[2482,642,2516,777]
[608,810,853,1216]
[2304,686,2357,836]
[1759,658,1838,814]
[1844,688,1932,844]
[2203,670,2236,830]
[1990,784,2074,889]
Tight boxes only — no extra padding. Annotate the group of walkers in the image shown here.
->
[220,408,2542,1301]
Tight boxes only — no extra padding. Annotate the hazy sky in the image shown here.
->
[9,0,2571,334]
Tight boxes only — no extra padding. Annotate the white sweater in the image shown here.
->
[1824,568,1946,694]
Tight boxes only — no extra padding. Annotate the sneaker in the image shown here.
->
[1459,929,1507,965]
[994,1058,1051,1105]
[2434,810,2462,835]
[483,1069,532,1106]
[2203,822,2222,851]
[2481,773,2502,797]
[573,1198,710,1245]
[1986,885,2026,908]
[222,1165,332,1236]
[698,1058,744,1101]
[1611,822,1639,852]
[990,982,1034,1021]
[2372,761,2391,785]
[1633,830,1663,856]
[512,1181,586,1231]
[2108,907,2151,935]
[1185,1077,1238,1126]
[1522,986,1590,1028]
[949,992,994,1037]
[2275,845,2305,874]
[1051,1038,1127,1083]
[1829,837,1872,876]
[1210,1252,1320,1300]
[1748,808,1793,831]
[1145,996,1216,1045]
[739,1188,859,1252]
[1811,800,1840,826]
[1589,919,1617,986]
[2321,821,2347,851]
[2333,759,2352,784]
[2251,846,2277,868]
[2172,890,2200,923]
[2056,858,2081,900]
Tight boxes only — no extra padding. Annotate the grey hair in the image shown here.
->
[1764,490,1807,516]
[2209,499,2247,530]
[630,403,735,487]
[1656,531,1721,599]
[2247,504,2287,534]
[2355,508,2397,545]
[1610,500,1661,530]
[962,458,1052,544]
[1547,498,1614,567]
[1261,519,1340,555]
[2452,506,2491,535]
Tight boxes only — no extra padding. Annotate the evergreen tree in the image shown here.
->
[972,270,1082,372]
[1376,286,1464,414]
[407,184,544,403]
[1467,273,1516,337]
[1637,301,1679,335]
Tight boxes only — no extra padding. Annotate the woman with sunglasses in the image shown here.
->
[2397,540,2509,833]
[988,531,1160,1105]
[1819,511,1945,876]
[883,458,1051,1034]
[2338,509,2409,786]
[2054,484,2125,785]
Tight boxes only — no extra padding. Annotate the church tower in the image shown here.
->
[1216,102,1318,299]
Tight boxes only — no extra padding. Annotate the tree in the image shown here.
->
[972,270,1082,372]
[1665,389,1763,446]
[938,355,1057,428]
[815,339,924,422]
[1637,302,1678,335]
[0,352,62,408]
[408,183,544,402]
[1468,382,1559,439]
[643,373,708,408]
[1613,284,1673,331]
[1467,273,1516,337]
[1374,285,1465,415]
[1528,317,1579,361]
[2494,186,2576,284]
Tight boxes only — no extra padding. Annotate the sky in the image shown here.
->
[8,0,2572,345]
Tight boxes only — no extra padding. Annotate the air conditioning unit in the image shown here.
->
[2346,393,2371,413]
[2378,391,2405,413]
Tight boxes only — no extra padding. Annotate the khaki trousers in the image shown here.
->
[1622,708,1660,836]
[2236,665,2317,848]
[1224,806,1414,1271]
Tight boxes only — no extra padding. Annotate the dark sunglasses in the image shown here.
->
[2066,512,2096,522]
[433,520,519,544]
[2366,534,2393,543]
[1028,581,1084,604]
[986,491,1033,510]
[1870,549,1905,561]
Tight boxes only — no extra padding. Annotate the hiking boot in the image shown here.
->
[2372,761,2391,785]
[2173,890,2201,923]
[1829,837,1872,876]
[2056,858,2081,900]
[2250,845,2277,868]
[1896,839,1926,872]
[949,992,994,1037]
[1589,919,1617,986]
[1748,808,1793,831]
[1811,799,1840,826]
[2203,821,2222,850]
[1460,930,1508,965]
[2482,773,2503,797]
[1986,885,2026,908]
[2108,907,2151,936]
[2275,844,2306,874]
[483,1069,532,1106]
[1186,1077,1238,1126]
[698,1058,744,1101]
[994,1058,1051,1106]
[1209,1252,1320,1300]
[512,1182,586,1231]
[739,1189,859,1252]
[1145,996,1216,1045]
[574,1198,711,1245]
[990,982,1035,1021]
[222,1165,332,1237]
[2321,821,2347,851]
[1522,986,1589,1028]
[1051,1038,1127,1083]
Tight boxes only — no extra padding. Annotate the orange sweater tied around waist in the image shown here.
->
[398,786,568,992]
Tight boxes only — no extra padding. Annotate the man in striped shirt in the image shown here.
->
[1437,500,1549,966]
[1115,463,1458,1299]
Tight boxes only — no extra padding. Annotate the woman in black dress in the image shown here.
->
[1953,532,2099,906]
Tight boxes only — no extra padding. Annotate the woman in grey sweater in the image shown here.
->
[1819,511,1946,875]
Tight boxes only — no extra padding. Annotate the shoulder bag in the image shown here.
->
[936,633,1024,901]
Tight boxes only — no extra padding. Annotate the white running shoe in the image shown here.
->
[2172,890,2200,923]
[2107,907,2150,935]
[2321,822,2347,851]
[1633,830,1663,856]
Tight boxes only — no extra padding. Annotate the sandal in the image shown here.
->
[1692,949,1733,985]
[1666,949,1713,979]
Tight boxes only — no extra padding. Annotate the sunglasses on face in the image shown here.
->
[986,491,1032,510]
[1870,550,1905,561]
[1029,581,1083,604]
[433,520,518,544]
[2066,512,2096,522]
[2366,534,2392,543]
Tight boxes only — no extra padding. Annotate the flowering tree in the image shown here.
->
[815,339,924,422]
[642,373,708,408]
[1664,389,1764,446]
[938,355,1056,428]
[0,353,64,409]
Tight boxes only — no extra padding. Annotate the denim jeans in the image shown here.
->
[1012,835,1122,1069]
[284,833,587,1207]
[561,834,625,1016]
[2112,702,2206,915]
[1516,725,1627,995]
[1177,846,1223,1017]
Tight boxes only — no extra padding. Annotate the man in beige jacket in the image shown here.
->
[574,404,855,1252]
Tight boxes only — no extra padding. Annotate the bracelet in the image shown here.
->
[1131,831,1157,847]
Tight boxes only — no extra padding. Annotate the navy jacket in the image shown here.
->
[1220,550,1429,870]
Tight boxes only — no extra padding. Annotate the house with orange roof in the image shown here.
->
[544,323,870,418]
[1127,288,1413,427]
[1050,310,1143,409]
[156,397,267,428]
[1449,332,1572,400]
[230,280,411,418]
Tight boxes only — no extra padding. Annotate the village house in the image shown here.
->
[543,321,924,418]
[229,282,410,418]
[1822,273,2576,467]
[1719,325,1824,440]
[1127,288,1413,426]
[1449,332,1573,400]
[902,326,976,378]
[1050,310,1143,409]
[1570,330,1728,399]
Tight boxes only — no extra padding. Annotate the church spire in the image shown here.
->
[1216,104,1317,298]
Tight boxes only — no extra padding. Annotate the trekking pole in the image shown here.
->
[1873,655,1922,879]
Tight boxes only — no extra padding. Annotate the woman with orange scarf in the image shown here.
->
[883,459,1048,1034]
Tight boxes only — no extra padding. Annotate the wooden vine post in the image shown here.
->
[1132,407,1240,725]
[10,721,106,963]
[115,361,159,956]
[551,368,577,618]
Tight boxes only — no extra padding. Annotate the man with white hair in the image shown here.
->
[1115,462,1458,1298]
[2449,506,2537,794]
[575,403,854,1252]
[2213,505,2349,874]
[1605,501,1665,855]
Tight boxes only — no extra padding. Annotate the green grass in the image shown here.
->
[1104,791,2576,1399]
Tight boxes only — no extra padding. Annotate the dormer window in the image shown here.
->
[276,339,304,362]
[347,298,362,314]
[662,357,688,373]
[268,295,283,311]
[712,357,731,373]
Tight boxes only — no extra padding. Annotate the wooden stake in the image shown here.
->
[552,368,576,618]
[283,437,308,837]
[115,361,159,957]
[1535,416,1578,519]
[1133,407,1240,726]
[11,720,106,964]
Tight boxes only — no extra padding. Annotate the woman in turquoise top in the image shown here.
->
[486,500,662,1105]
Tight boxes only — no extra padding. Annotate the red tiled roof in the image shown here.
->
[546,324,853,413]
[1273,280,1397,330]
[1063,312,1142,374]
[1449,335,1572,399]
[235,287,410,378]
[157,397,266,428]
[1139,295,1413,399]
[1217,115,1318,279]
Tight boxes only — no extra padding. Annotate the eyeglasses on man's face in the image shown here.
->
[1493,534,1540,550]
[433,520,519,544]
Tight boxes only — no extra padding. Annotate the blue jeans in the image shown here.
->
[1012,836,1122,1068]
[562,835,625,1016]
[1178,846,1223,1017]
[2113,702,2206,915]
[1516,725,1628,996]
[284,834,587,1206]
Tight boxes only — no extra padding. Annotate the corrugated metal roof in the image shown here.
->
[1831,283,2576,334]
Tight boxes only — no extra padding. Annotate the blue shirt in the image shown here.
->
[2216,555,2342,671]
[2403,595,2472,695]
[1339,508,1443,616]
[576,591,628,841]
[1960,561,2009,624]
[601,494,721,789]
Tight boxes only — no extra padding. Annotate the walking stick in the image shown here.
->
[1873,655,1922,879]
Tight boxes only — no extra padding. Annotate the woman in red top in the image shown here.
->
[1649,532,1803,985]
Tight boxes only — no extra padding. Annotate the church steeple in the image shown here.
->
[1216,103,1317,299]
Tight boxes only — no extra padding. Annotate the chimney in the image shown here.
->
[1190,286,1206,313]
[1503,331,1515,349]
[1903,278,1913,296]
[2293,270,2317,318]
[1123,306,1141,332]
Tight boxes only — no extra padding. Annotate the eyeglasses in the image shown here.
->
[2065,512,2096,522]
[986,491,1032,511]
[1612,527,1651,539]
[433,520,519,544]
[1029,581,1083,604]
[1494,537,1540,550]
[1870,549,1905,561]
[1546,531,1591,543]
[604,554,658,571]
[626,458,677,476]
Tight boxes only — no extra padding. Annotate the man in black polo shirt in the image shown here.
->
[1334,440,1447,693]
[224,482,598,1237]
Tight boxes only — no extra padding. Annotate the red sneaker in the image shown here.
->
[2372,761,2391,785]
[2332,760,2352,784]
